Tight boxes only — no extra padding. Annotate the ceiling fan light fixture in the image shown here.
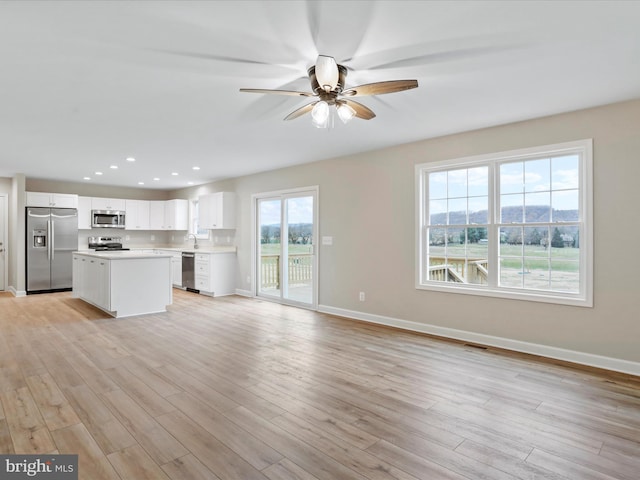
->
[311,100,330,128]
[315,55,339,91]
[337,103,356,124]
[312,116,329,129]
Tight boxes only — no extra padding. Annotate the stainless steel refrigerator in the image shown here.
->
[26,207,78,293]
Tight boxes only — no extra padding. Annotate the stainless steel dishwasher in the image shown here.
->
[181,252,197,292]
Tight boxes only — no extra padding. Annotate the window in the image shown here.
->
[190,199,209,239]
[416,139,592,306]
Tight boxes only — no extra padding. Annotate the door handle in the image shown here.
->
[51,220,55,260]
[47,220,52,261]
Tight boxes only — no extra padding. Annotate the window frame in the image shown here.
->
[415,139,593,307]
[189,198,210,240]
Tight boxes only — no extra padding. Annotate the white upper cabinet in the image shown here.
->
[149,201,165,230]
[165,199,189,231]
[26,192,78,209]
[199,192,235,229]
[125,200,150,230]
[78,196,92,229]
[148,199,188,230]
[91,197,126,211]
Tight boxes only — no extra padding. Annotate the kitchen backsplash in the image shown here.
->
[77,229,235,249]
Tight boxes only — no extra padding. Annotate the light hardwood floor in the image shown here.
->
[1,289,639,480]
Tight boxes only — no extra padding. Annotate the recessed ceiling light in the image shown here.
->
[192,166,200,170]
[110,165,118,169]
[138,181,144,185]
[83,177,91,180]
[187,182,194,185]
[153,177,160,181]
[126,157,136,162]
[95,171,103,175]
[171,172,178,176]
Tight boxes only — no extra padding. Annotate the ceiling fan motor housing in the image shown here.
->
[308,64,348,100]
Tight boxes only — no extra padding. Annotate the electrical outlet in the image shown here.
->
[246,275,251,284]
[359,292,365,301]
[125,235,130,241]
[150,234,155,241]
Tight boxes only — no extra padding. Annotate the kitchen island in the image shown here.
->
[72,251,172,318]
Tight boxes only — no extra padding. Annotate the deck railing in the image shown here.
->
[260,254,313,288]
[261,254,487,288]
[428,257,488,284]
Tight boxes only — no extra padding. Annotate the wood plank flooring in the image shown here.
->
[1,289,639,479]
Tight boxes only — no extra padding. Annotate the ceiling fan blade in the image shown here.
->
[368,46,511,71]
[343,100,376,120]
[342,80,418,97]
[240,88,315,97]
[284,102,318,121]
[150,49,275,66]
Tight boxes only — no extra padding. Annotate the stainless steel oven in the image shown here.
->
[92,210,125,228]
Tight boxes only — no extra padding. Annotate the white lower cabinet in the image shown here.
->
[194,252,235,296]
[154,249,182,286]
[73,254,110,311]
[171,256,182,287]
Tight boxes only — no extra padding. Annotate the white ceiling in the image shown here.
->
[1,1,639,190]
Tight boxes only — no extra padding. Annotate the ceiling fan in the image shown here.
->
[239,55,418,128]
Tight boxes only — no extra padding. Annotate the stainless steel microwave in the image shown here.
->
[91,210,125,228]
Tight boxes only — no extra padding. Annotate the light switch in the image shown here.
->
[322,236,333,246]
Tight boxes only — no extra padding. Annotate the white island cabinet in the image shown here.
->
[73,251,172,318]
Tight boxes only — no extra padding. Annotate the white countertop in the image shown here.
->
[135,246,237,254]
[74,251,172,260]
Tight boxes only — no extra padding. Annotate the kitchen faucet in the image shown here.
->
[187,233,199,249]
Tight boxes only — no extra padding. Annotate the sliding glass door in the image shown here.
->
[256,188,317,308]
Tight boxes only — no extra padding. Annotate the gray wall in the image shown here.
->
[25,179,171,200]
[181,99,640,365]
[0,178,11,192]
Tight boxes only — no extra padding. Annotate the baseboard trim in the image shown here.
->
[318,305,640,377]
[8,286,26,297]
[235,289,253,297]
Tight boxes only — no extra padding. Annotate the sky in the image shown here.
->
[429,155,580,215]
[259,195,314,226]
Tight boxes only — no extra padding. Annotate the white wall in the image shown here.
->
[9,175,26,294]
[0,179,10,292]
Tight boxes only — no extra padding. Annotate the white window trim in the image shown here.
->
[415,139,593,307]
[189,198,210,240]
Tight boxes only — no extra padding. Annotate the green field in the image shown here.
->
[430,244,579,272]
